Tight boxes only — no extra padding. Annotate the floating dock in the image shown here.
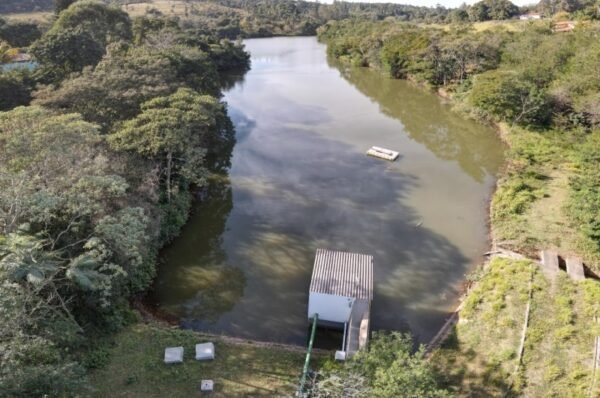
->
[367,146,399,161]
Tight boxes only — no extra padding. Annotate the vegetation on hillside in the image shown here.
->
[311,332,450,397]
[88,322,320,397]
[0,1,248,396]
[432,257,600,397]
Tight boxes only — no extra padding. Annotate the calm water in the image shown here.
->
[152,37,505,345]
[1,61,37,71]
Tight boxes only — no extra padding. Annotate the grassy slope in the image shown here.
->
[491,126,578,258]
[122,0,245,19]
[1,11,53,22]
[424,20,529,33]
[490,123,600,270]
[432,257,600,397]
[88,322,319,397]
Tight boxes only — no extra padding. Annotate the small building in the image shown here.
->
[519,13,542,20]
[308,249,373,357]
[553,21,576,33]
[12,53,32,63]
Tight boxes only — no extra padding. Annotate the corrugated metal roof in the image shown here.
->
[309,249,373,300]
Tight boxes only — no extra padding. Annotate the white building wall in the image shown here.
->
[308,292,354,323]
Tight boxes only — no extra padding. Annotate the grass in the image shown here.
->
[431,257,600,397]
[490,124,600,272]
[422,20,532,33]
[490,126,585,260]
[123,1,194,18]
[88,322,323,397]
[1,11,53,23]
[121,1,245,19]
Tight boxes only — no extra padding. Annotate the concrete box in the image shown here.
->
[195,342,215,361]
[200,380,214,392]
[164,346,184,364]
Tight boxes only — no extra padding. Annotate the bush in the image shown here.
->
[469,70,552,126]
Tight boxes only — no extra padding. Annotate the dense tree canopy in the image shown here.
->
[468,0,519,22]
[30,1,133,83]
[0,71,32,111]
[50,1,132,47]
[30,27,105,82]
[109,88,231,203]
[312,333,450,397]
[0,19,42,48]
[55,0,77,14]
[0,2,247,394]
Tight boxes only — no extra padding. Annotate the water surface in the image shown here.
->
[1,61,37,71]
[153,37,505,345]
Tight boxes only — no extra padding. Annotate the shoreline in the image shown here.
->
[131,297,331,354]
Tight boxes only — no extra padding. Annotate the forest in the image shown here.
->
[0,1,249,396]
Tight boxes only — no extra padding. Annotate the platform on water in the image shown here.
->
[366,146,399,161]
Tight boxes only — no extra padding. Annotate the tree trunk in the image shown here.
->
[166,151,172,203]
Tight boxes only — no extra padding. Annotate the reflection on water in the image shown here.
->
[152,37,506,345]
[333,62,504,182]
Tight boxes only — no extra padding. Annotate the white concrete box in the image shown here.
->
[164,346,184,364]
[195,342,215,361]
[200,380,214,391]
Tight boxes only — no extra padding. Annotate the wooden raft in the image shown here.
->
[367,146,399,161]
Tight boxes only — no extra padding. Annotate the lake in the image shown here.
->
[152,36,505,346]
[1,61,37,71]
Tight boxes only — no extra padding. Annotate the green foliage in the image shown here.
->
[567,130,600,264]
[31,0,132,83]
[469,70,552,126]
[0,235,88,397]
[82,346,111,370]
[55,0,77,14]
[319,20,507,87]
[315,333,449,397]
[380,29,432,79]
[34,45,177,129]
[49,0,132,48]
[0,4,244,397]
[33,35,239,129]
[191,0,454,39]
[109,87,231,207]
[0,70,32,111]
[30,27,104,82]
[0,20,42,47]
[538,0,591,15]
[354,332,450,398]
[468,0,519,22]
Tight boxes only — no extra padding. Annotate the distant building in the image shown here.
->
[553,21,576,33]
[519,13,542,20]
[11,53,32,63]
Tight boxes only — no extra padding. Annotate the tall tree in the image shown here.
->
[108,88,231,203]
[34,45,177,129]
[49,0,132,48]
[30,27,104,82]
